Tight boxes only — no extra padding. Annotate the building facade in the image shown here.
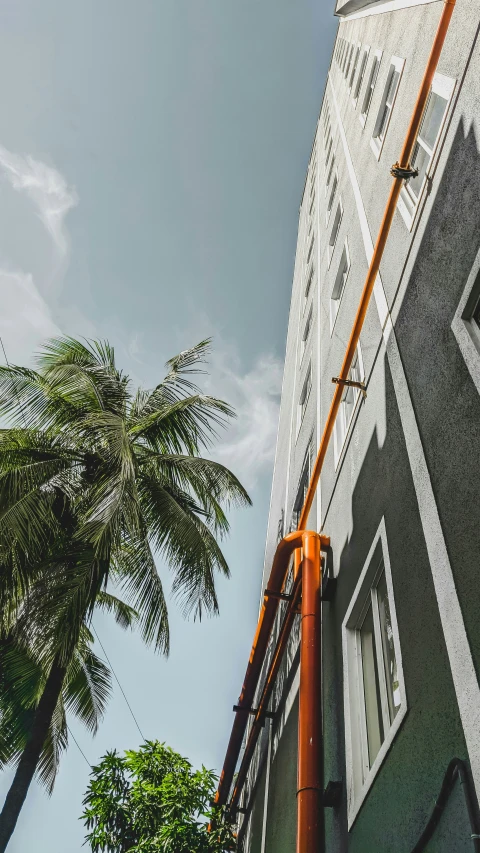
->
[236,0,480,850]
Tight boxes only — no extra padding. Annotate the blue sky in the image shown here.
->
[0,2,336,849]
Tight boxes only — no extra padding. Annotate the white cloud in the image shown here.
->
[0,267,61,366]
[0,144,78,258]
[205,346,283,490]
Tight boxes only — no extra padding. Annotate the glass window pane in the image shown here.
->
[360,603,384,767]
[376,570,401,723]
[385,69,400,107]
[407,142,430,200]
[421,91,447,149]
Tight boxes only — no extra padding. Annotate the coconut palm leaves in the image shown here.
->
[0,337,250,850]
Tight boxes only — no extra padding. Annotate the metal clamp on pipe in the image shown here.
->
[390,161,419,180]
[332,376,367,399]
[264,588,293,602]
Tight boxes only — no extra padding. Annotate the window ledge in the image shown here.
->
[347,703,408,829]
[370,135,382,160]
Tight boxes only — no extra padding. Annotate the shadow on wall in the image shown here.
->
[323,116,480,852]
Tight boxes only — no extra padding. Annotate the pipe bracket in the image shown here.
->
[332,376,367,399]
[390,161,419,180]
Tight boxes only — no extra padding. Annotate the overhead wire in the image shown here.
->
[66,725,91,768]
[91,624,146,742]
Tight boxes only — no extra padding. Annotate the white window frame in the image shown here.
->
[325,155,335,194]
[333,343,364,466]
[300,304,313,363]
[342,42,349,77]
[345,43,355,81]
[330,239,350,333]
[328,199,343,268]
[326,169,338,223]
[304,263,315,310]
[353,46,370,108]
[349,43,361,93]
[370,56,405,160]
[397,72,455,230]
[342,519,407,828]
[296,363,312,437]
[452,247,480,397]
[360,49,382,128]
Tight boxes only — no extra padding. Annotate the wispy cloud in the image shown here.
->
[0,144,78,258]
[205,345,283,490]
[0,267,61,365]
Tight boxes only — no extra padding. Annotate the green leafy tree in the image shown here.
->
[82,741,234,852]
[0,338,250,850]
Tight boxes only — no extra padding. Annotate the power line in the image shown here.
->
[91,624,145,742]
[66,724,91,768]
[0,335,28,429]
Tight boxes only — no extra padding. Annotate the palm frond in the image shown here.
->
[64,640,112,736]
[111,534,169,654]
[95,591,138,630]
[138,476,231,619]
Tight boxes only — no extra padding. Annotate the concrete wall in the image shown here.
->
[243,1,480,850]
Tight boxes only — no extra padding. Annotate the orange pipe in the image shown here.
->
[216,0,456,839]
[230,569,303,810]
[215,531,328,808]
[299,0,457,532]
[297,533,323,853]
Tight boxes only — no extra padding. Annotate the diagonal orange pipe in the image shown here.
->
[215,2,457,849]
[215,531,329,809]
[299,0,457,533]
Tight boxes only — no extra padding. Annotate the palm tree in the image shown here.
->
[0,608,130,792]
[0,337,250,850]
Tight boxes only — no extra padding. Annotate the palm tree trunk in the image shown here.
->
[0,659,67,852]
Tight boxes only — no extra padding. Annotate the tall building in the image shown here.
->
[218,0,480,850]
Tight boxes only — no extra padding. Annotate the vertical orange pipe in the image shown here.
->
[297,533,323,853]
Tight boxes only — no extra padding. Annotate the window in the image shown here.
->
[326,172,338,222]
[291,444,312,529]
[330,240,350,331]
[297,363,312,435]
[371,57,404,158]
[333,345,363,464]
[345,43,353,77]
[345,43,354,80]
[325,134,333,169]
[343,522,407,826]
[304,263,315,305]
[300,306,313,362]
[328,200,343,266]
[326,152,335,190]
[398,72,455,228]
[353,46,370,107]
[360,51,382,126]
[309,189,316,218]
[306,233,315,266]
[349,44,361,92]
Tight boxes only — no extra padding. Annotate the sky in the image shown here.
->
[0,2,336,850]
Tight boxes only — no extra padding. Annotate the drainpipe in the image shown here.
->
[215,0,458,845]
[216,531,328,810]
[297,532,323,853]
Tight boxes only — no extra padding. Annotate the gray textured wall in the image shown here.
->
[245,1,480,850]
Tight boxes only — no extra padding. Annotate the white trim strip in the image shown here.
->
[338,0,440,22]
[451,246,480,396]
[328,72,480,798]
